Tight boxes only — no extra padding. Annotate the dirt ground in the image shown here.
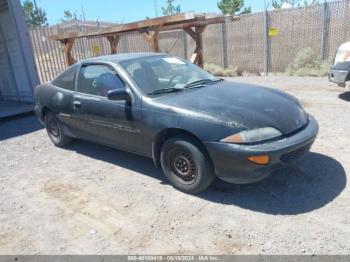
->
[0,76,349,255]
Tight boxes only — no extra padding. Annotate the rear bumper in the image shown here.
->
[204,115,319,184]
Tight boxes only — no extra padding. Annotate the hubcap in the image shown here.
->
[169,149,197,183]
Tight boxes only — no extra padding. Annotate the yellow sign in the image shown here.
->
[92,44,101,56]
[269,28,279,37]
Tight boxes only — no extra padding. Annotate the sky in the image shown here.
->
[30,0,267,25]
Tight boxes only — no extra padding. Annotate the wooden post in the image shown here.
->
[106,35,120,54]
[142,28,160,52]
[150,30,160,52]
[60,37,76,66]
[185,26,205,68]
[195,26,205,68]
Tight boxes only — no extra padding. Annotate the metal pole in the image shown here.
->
[222,23,228,69]
[121,35,128,53]
[263,5,269,76]
[320,0,328,60]
[182,30,187,59]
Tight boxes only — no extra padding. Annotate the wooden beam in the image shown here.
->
[106,35,120,54]
[161,15,238,32]
[184,28,196,41]
[60,37,76,66]
[49,32,77,41]
[48,13,238,42]
[48,13,238,68]
[186,26,205,68]
[49,12,200,41]
[142,29,160,52]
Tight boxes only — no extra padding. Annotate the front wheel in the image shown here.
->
[45,111,72,147]
[160,136,215,193]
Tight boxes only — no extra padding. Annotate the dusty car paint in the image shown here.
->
[35,53,318,184]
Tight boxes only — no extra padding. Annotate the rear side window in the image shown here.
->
[51,65,78,91]
[77,64,125,97]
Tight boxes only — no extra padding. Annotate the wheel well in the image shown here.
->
[41,107,50,121]
[152,128,212,167]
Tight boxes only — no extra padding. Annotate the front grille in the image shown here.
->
[280,143,312,163]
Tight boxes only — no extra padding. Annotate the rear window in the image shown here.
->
[51,65,78,91]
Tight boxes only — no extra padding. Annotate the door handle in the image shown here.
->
[73,101,81,109]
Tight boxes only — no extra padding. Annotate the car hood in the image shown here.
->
[155,80,308,135]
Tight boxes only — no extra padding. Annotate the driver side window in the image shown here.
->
[77,64,125,97]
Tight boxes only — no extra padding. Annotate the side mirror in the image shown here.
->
[107,89,130,101]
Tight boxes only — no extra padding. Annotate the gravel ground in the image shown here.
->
[0,76,349,255]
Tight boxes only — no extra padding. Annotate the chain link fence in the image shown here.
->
[29,0,350,83]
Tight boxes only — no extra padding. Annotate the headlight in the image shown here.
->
[221,127,283,144]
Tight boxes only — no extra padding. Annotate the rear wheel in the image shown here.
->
[160,136,215,193]
[45,112,71,147]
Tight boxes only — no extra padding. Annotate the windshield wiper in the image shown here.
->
[183,78,223,89]
[148,87,183,95]
[147,79,223,95]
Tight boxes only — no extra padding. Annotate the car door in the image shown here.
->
[49,65,79,130]
[71,63,144,155]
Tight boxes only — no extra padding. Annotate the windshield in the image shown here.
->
[119,55,218,95]
[334,50,350,65]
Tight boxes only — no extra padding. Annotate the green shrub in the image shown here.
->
[286,47,330,77]
[242,71,261,77]
[204,63,238,77]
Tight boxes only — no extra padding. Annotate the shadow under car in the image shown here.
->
[64,140,346,215]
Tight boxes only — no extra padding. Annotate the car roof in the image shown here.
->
[80,52,167,64]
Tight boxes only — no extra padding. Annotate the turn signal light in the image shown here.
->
[247,155,270,165]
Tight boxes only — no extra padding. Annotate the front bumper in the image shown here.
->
[329,69,349,86]
[329,62,350,86]
[34,104,45,125]
[204,115,319,184]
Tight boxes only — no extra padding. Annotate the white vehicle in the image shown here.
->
[329,41,350,87]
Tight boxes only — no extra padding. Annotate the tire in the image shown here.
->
[45,111,72,147]
[160,136,215,193]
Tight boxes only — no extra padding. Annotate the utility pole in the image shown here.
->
[154,0,158,17]
[81,5,86,21]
